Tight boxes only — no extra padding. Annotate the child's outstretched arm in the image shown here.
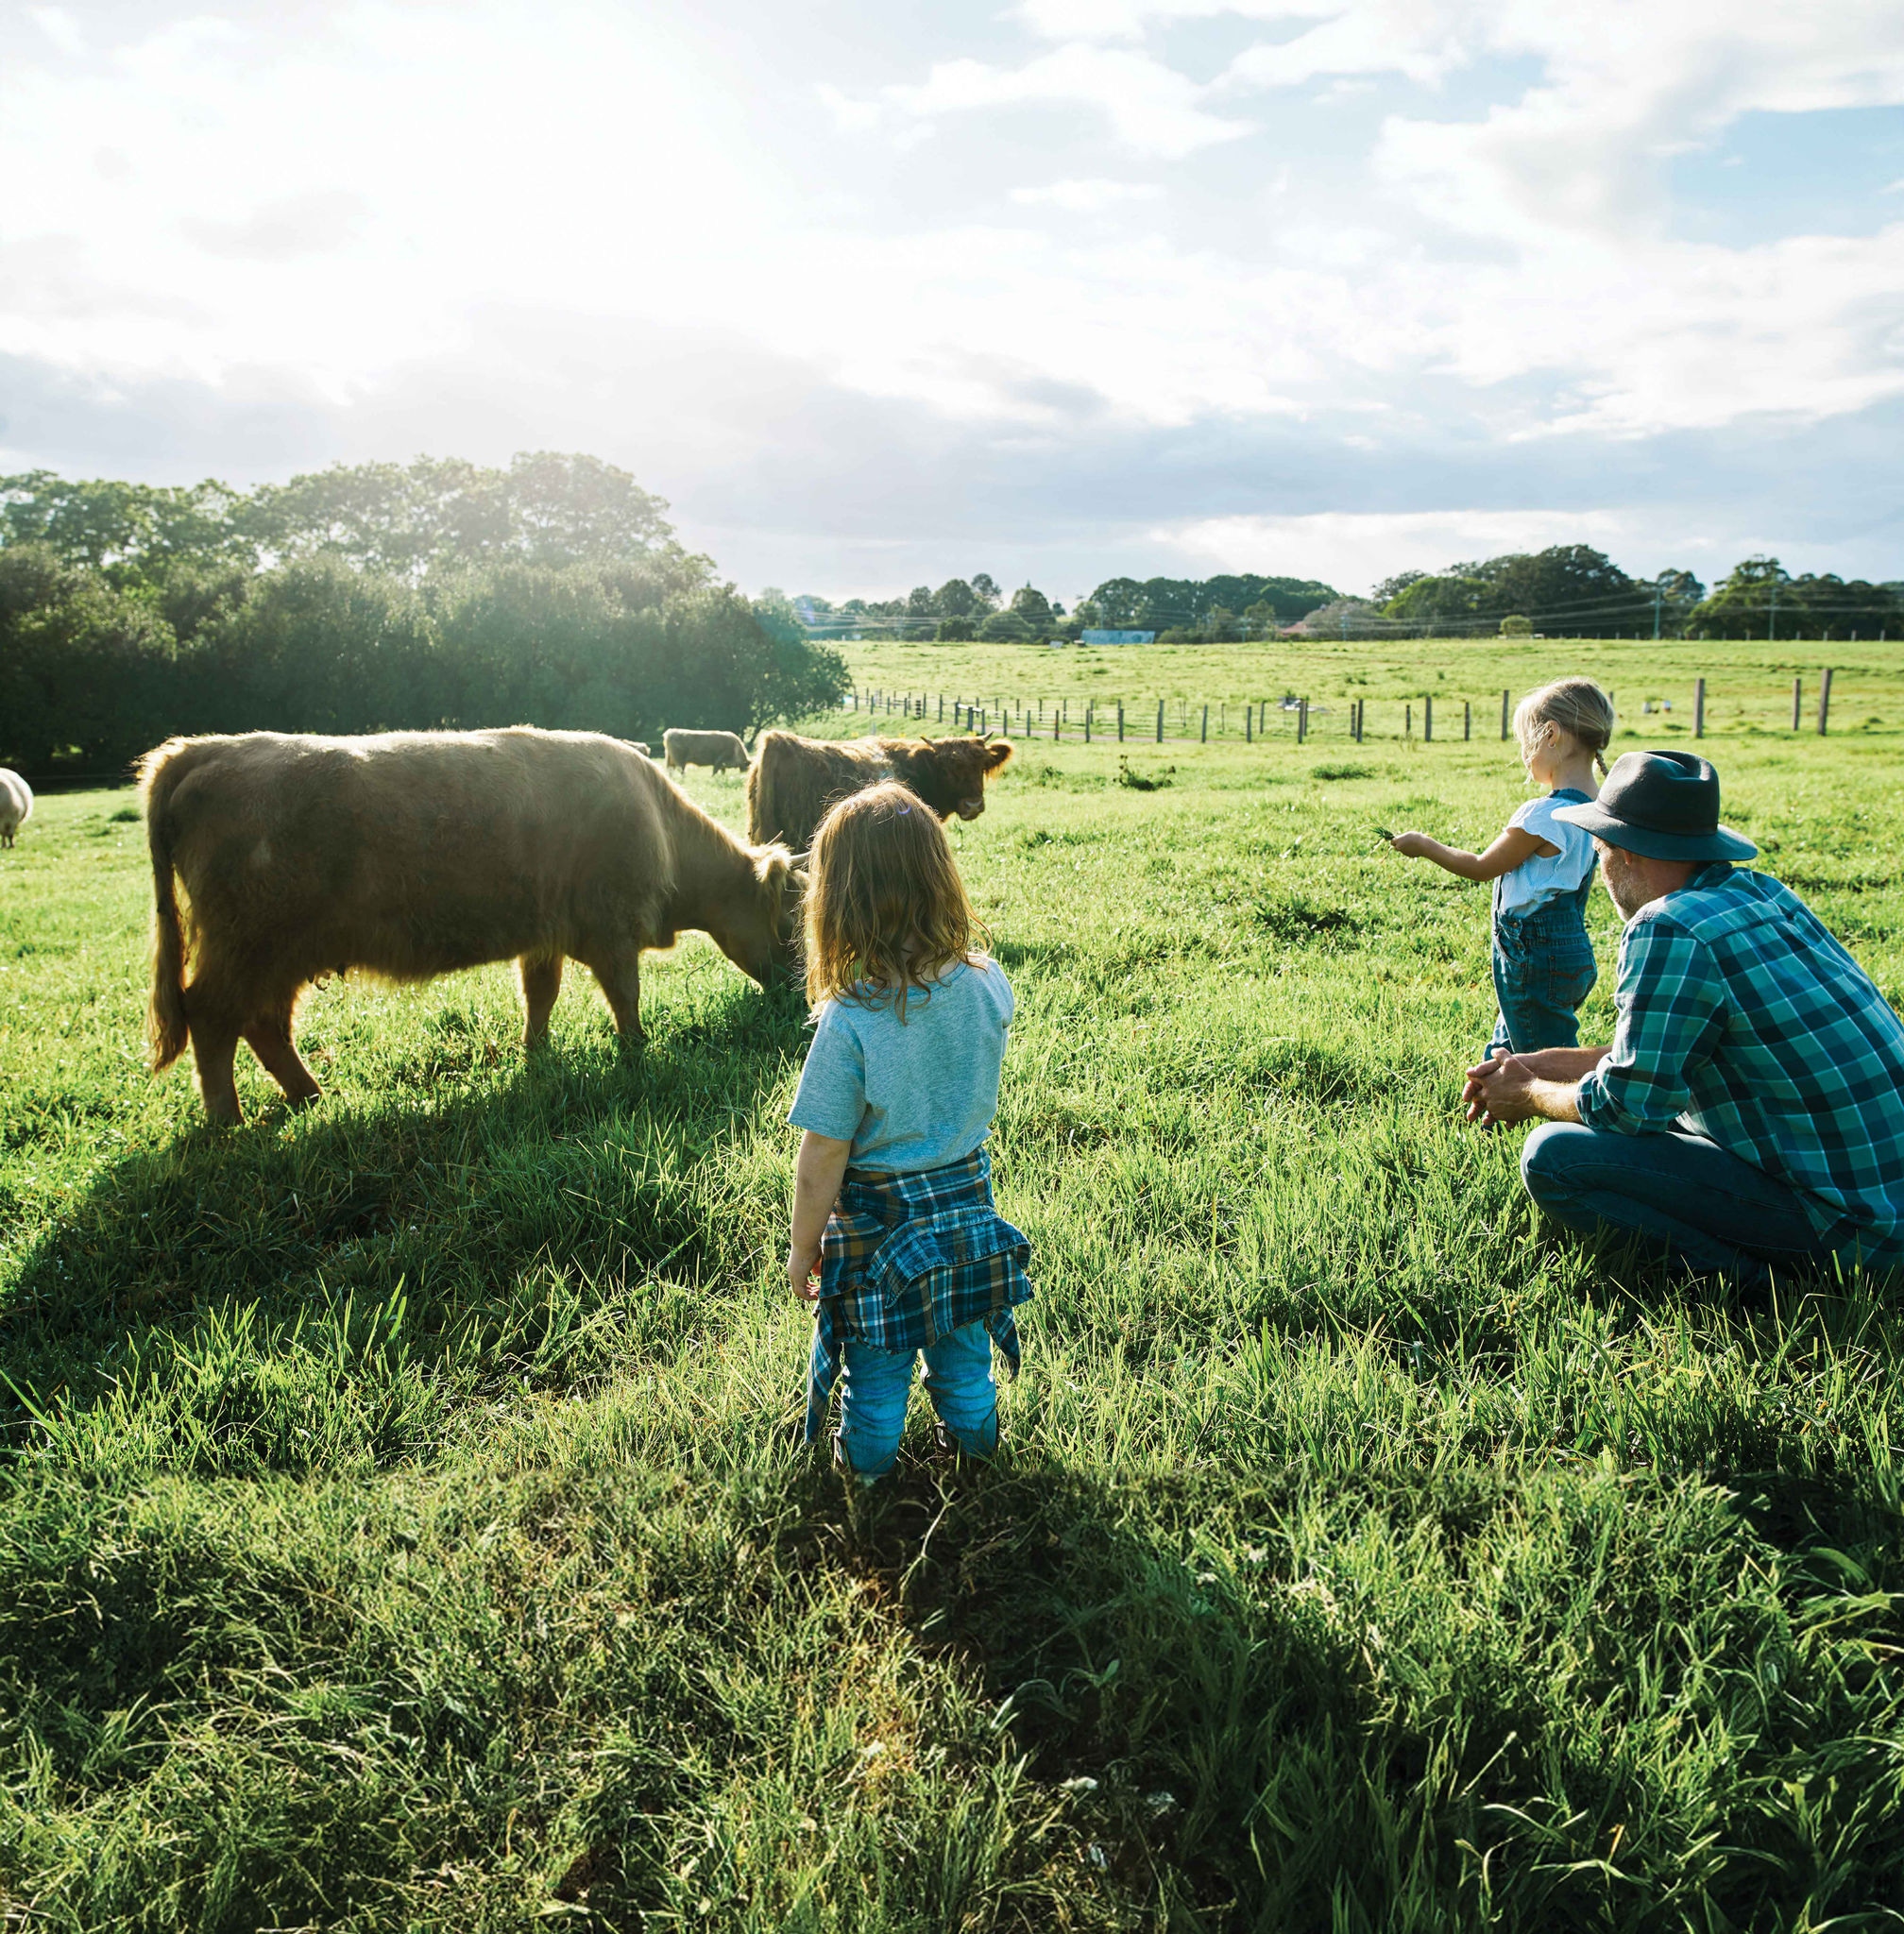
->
[1388,824,1555,882]
[788,1130,853,1301]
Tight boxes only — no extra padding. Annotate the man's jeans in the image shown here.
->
[819,1319,1000,1479]
[1522,1122,1850,1286]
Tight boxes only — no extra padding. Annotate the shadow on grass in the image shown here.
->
[0,988,808,1466]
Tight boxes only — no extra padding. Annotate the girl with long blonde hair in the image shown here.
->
[786,781,1031,1482]
[1388,676,1615,1055]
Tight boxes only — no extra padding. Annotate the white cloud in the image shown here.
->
[820,44,1253,159]
[29,8,85,57]
[1158,507,1636,593]
[1013,0,1332,43]
[1010,178,1164,210]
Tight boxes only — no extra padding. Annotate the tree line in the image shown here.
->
[1335,546,1900,640]
[792,571,1341,643]
[0,455,847,777]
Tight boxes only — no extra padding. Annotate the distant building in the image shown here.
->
[1080,628,1157,645]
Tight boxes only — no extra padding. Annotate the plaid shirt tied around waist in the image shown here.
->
[804,1147,1032,1444]
[1576,863,1904,1265]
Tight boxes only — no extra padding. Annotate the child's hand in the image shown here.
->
[1388,831,1433,858]
[787,1240,823,1301]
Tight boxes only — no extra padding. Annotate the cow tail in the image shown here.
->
[140,739,192,1072]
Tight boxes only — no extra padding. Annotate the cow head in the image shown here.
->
[715,844,807,988]
[889,734,1015,824]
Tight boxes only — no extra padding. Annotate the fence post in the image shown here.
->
[1200,704,1208,743]
[1424,695,1433,742]
[1464,700,1470,741]
[1156,701,1164,743]
[1118,703,1125,742]
[1694,678,1706,738]
[1406,703,1413,737]
[1792,677,1801,731]
[1053,708,1060,741]
[1084,705,1092,744]
[1298,698,1308,745]
[1245,704,1252,744]
[1818,667,1833,736]
[1501,688,1509,740]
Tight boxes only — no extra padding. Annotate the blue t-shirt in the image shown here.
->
[789,957,1013,1173]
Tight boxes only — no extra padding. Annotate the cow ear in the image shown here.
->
[986,740,1014,771]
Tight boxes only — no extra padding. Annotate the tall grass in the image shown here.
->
[3,692,1902,1929]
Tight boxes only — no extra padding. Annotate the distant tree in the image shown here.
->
[1379,546,1649,635]
[906,585,936,622]
[936,617,976,641]
[1081,572,1335,630]
[933,578,976,618]
[1499,614,1533,637]
[1010,585,1054,631]
[969,573,1002,610]
[977,610,1034,642]
[1691,558,1901,640]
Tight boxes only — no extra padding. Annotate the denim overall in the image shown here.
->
[1485,787,1598,1056]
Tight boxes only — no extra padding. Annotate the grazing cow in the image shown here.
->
[0,769,31,848]
[139,726,802,1125]
[746,731,1014,856]
[664,728,750,774]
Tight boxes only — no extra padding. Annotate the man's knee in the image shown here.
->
[1521,1120,1594,1204]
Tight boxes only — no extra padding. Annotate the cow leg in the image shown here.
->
[243,997,321,1109]
[585,948,644,1045]
[518,952,564,1048]
[185,998,244,1126]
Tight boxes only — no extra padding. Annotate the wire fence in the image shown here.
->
[844,670,1856,744]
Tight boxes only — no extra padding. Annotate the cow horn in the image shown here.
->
[920,734,937,746]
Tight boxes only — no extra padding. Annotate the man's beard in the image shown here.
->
[1600,847,1654,921]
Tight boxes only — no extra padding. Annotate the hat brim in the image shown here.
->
[1551,800,1758,862]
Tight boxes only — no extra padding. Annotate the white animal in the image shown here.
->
[0,769,32,848]
[663,728,750,774]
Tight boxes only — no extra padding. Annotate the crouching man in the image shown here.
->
[1463,750,1904,1286]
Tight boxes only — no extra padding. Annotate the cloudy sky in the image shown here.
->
[3,0,1901,602]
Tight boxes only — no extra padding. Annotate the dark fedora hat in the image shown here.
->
[1552,751,1758,862]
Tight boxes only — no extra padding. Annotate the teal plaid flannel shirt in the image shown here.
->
[804,1147,1032,1443]
[1576,863,1904,1264]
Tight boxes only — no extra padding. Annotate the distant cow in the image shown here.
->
[0,769,31,848]
[664,728,750,773]
[140,727,802,1125]
[747,732,1014,856]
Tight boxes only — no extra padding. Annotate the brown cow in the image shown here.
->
[140,726,802,1125]
[746,731,1013,856]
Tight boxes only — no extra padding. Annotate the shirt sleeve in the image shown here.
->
[1575,915,1726,1134]
[789,1002,867,1142]
[1508,797,1562,850]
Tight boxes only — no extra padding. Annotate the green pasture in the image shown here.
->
[3,655,1904,1929]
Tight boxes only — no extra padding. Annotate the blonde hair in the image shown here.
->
[804,781,978,1018]
[1514,676,1616,775]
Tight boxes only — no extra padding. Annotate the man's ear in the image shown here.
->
[985,741,1014,772]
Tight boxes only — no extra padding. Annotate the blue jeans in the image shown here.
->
[1488,904,1598,1056]
[814,1319,1001,1479]
[1522,1122,1851,1286]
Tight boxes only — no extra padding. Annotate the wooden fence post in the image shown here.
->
[1818,667,1833,736]
[1424,695,1433,742]
[1245,704,1252,744]
[1084,705,1092,743]
[1156,701,1164,743]
[1694,678,1706,738]
[1200,704,1208,743]
[1792,677,1801,731]
[1406,703,1413,738]
[1501,688,1509,740]
[1298,698,1308,744]
[1464,700,1471,741]
[1118,703,1125,742]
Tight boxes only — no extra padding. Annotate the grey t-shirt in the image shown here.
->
[789,957,1014,1173]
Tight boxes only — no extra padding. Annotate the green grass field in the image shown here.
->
[4,643,1904,1930]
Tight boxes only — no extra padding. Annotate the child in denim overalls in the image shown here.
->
[1388,678,1614,1053]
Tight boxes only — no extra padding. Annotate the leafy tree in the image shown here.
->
[1379,546,1652,634]
[0,544,179,771]
[977,610,1034,642]
[1082,572,1336,630]
[1690,559,1901,639]
[907,585,936,619]
[969,573,1001,611]
[0,472,254,584]
[238,451,686,579]
[1010,585,1054,631]
[936,617,976,641]
[934,578,976,619]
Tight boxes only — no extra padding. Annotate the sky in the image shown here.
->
[1,0,1901,604]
